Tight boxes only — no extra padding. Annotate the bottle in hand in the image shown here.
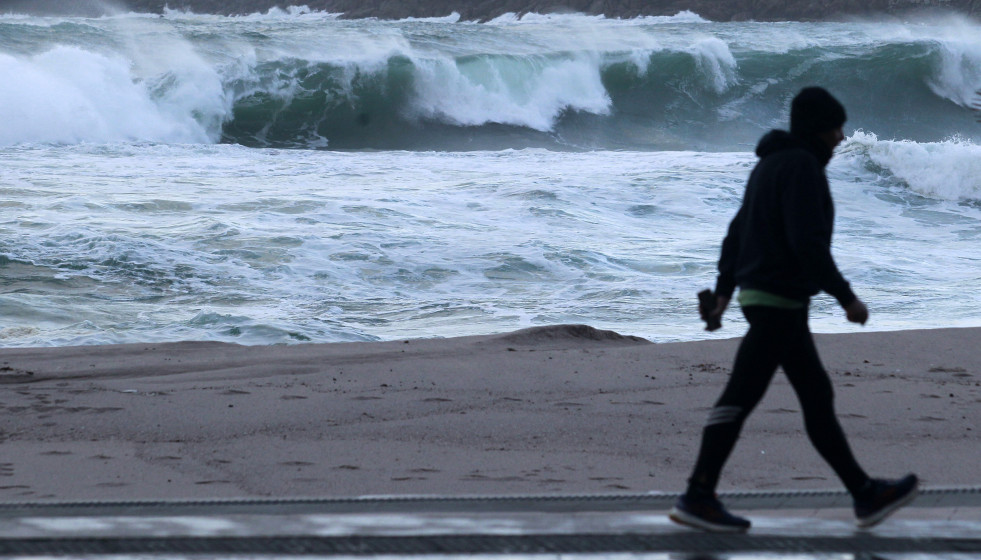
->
[698,289,722,331]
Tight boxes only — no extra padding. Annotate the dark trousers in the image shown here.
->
[686,305,869,497]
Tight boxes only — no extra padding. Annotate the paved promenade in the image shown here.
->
[1,487,979,556]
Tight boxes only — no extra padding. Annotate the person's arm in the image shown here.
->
[782,157,859,308]
[711,204,745,319]
[715,205,744,300]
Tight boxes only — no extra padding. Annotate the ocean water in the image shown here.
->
[1,7,980,347]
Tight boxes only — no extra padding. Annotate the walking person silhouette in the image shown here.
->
[669,87,918,533]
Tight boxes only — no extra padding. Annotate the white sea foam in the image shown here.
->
[407,53,612,130]
[689,36,738,94]
[0,47,215,145]
[160,4,338,20]
[3,141,980,347]
[927,33,981,108]
[845,131,981,201]
[0,11,234,147]
[488,10,708,25]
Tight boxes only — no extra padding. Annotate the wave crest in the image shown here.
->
[2,13,980,150]
[846,131,981,202]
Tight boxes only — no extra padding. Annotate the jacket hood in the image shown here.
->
[755,129,834,166]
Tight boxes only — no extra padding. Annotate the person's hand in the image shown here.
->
[706,295,730,329]
[844,298,868,325]
[713,295,730,318]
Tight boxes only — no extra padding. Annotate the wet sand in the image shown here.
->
[1,324,979,502]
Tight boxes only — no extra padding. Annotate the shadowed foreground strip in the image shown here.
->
[1,488,981,556]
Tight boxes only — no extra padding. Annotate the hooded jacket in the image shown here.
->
[714,129,856,307]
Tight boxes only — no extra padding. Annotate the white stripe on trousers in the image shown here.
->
[706,405,742,426]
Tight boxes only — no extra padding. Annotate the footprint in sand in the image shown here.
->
[461,473,524,482]
[554,402,585,408]
[929,366,967,374]
[0,366,35,380]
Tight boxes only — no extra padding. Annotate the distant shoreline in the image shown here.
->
[3,0,980,21]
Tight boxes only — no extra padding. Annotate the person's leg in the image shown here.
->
[779,310,918,528]
[780,309,869,495]
[685,306,784,496]
[671,306,788,532]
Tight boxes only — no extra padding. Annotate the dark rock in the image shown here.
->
[2,0,978,20]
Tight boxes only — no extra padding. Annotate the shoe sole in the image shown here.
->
[856,483,919,529]
[668,507,750,533]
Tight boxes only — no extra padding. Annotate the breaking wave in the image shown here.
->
[0,9,979,150]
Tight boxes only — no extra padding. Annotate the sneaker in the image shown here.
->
[854,474,919,529]
[669,494,751,533]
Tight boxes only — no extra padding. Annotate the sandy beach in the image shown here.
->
[1,324,978,503]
